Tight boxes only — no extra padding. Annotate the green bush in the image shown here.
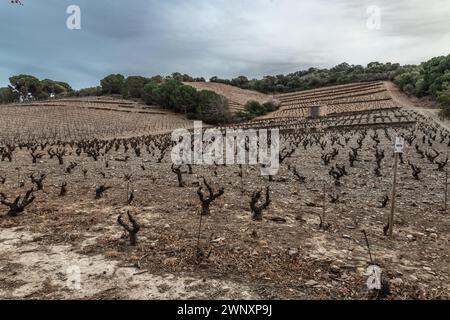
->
[263,101,278,112]
[237,100,278,121]
[245,100,267,116]
[234,111,254,122]
[0,87,14,104]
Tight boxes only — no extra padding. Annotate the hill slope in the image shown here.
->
[183,82,270,113]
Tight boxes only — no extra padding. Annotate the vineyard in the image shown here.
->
[0,90,449,300]
[0,97,196,142]
[258,81,397,120]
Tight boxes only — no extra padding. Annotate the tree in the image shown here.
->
[438,82,450,118]
[142,81,160,105]
[196,90,231,124]
[100,74,125,94]
[41,79,71,95]
[76,86,102,97]
[422,55,450,97]
[9,74,42,96]
[438,83,450,106]
[231,76,249,87]
[393,54,450,99]
[56,81,73,92]
[171,84,198,114]
[156,79,183,108]
[169,72,193,82]
[122,76,150,99]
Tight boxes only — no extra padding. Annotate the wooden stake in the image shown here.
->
[322,182,326,228]
[388,153,399,237]
[445,144,449,213]
[445,166,448,213]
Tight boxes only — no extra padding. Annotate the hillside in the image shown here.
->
[183,81,270,113]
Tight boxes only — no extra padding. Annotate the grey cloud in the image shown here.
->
[0,0,449,89]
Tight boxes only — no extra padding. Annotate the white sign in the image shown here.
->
[394,137,405,154]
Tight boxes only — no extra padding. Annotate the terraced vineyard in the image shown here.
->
[0,97,196,142]
[258,82,397,120]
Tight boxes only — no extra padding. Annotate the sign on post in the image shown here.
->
[388,137,403,237]
[394,137,405,154]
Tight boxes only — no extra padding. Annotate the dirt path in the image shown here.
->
[384,81,450,132]
[0,228,257,299]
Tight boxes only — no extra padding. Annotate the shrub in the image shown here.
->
[245,100,269,116]
[0,87,14,104]
[234,111,254,122]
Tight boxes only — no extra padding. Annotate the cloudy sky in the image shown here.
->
[1,0,449,89]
